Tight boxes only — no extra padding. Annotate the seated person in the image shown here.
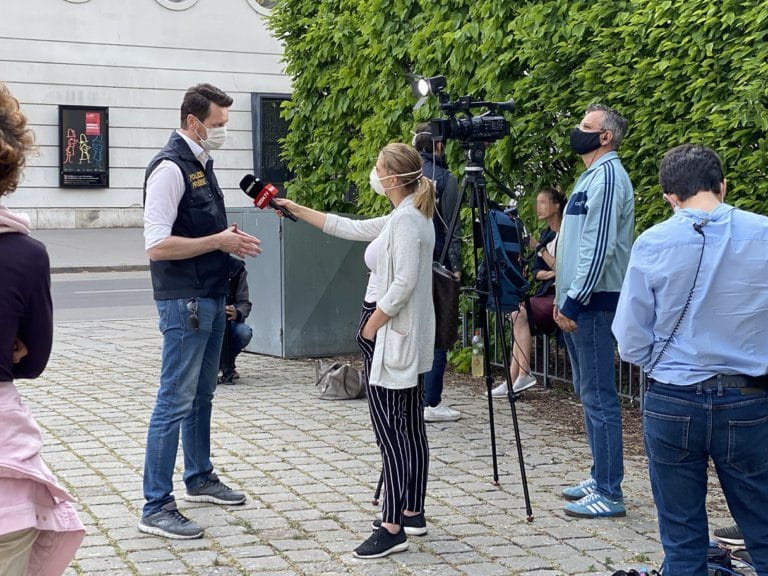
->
[491,186,565,396]
[219,257,253,384]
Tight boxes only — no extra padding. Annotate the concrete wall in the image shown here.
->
[1,0,291,229]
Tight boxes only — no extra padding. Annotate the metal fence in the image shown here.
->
[462,310,647,406]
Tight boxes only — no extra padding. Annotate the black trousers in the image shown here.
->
[356,301,429,525]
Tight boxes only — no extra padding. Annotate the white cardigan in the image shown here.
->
[323,196,435,389]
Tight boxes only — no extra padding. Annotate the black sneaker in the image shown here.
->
[712,524,745,547]
[353,526,408,559]
[185,473,246,505]
[137,501,204,539]
[371,512,427,536]
[218,371,236,385]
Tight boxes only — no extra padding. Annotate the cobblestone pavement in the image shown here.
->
[21,317,714,576]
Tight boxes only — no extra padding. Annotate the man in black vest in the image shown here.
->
[139,84,261,539]
[413,123,463,422]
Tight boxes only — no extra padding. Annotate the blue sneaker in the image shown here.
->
[564,492,626,518]
[562,477,596,501]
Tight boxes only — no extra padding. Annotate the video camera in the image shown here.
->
[412,75,514,144]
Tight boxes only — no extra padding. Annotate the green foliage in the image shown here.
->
[448,346,472,374]
[269,0,768,230]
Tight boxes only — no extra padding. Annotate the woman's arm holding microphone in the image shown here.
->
[272,198,388,241]
[272,198,327,229]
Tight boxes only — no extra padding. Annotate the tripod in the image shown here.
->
[450,141,533,521]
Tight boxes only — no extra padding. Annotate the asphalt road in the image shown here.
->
[51,271,157,322]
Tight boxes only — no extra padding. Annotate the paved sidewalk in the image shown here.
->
[18,315,693,576]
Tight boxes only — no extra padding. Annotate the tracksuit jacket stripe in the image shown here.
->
[576,162,615,304]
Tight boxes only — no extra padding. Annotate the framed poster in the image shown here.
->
[58,105,109,188]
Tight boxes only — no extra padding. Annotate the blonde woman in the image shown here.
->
[274,143,436,558]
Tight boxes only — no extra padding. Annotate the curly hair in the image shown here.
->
[0,83,35,197]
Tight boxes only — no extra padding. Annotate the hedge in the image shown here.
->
[269,0,768,233]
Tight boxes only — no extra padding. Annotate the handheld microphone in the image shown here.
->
[239,174,298,222]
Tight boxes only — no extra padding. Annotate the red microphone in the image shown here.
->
[239,174,298,221]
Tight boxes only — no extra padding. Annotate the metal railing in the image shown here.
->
[462,310,646,405]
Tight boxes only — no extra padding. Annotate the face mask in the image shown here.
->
[569,127,603,155]
[193,119,227,151]
[370,168,387,196]
[369,167,422,197]
[200,126,227,150]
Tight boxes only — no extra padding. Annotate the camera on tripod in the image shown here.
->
[412,75,514,144]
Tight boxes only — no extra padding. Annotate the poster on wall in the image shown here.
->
[58,105,109,188]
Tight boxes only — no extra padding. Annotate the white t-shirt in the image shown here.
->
[546,232,558,258]
[363,233,384,303]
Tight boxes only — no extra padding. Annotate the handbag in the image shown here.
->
[432,261,460,350]
[315,361,365,400]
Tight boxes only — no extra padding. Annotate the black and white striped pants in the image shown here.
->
[356,301,430,525]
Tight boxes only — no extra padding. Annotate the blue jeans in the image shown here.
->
[143,296,226,517]
[423,348,447,407]
[563,310,624,500]
[644,379,768,575]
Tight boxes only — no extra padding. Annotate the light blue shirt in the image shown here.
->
[612,202,768,385]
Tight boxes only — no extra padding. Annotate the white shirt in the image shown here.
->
[143,131,209,251]
[363,233,384,303]
[545,232,558,258]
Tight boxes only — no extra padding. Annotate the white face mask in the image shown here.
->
[194,120,227,151]
[369,166,422,197]
[370,167,388,197]
[200,126,227,150]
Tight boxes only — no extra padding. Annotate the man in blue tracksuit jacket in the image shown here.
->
[554,104,634,518]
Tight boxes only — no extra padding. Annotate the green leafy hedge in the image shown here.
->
[269,0,768,232]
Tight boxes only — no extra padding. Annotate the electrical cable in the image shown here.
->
[646,221,707,379]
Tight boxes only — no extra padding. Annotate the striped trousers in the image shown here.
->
[356,301,430,525]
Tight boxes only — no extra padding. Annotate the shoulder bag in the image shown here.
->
[315,361,365,400]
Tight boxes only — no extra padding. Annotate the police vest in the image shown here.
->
[143,132,229,300]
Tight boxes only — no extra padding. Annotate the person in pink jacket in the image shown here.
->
[0,83,85,576]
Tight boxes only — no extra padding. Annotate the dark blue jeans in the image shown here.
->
[644,379,768,575]
[562,310,624,501]
[423,348,447,407]
[223,320,252,368]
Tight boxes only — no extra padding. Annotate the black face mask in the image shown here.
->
[569,127,604,155]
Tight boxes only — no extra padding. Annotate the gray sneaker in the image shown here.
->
[137,501,204,539]
[185,473,246,505]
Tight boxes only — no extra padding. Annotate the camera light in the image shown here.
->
[411,75,447,98]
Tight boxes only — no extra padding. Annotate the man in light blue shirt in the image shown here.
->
[613,144,768,575]
[554,104,634,519]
